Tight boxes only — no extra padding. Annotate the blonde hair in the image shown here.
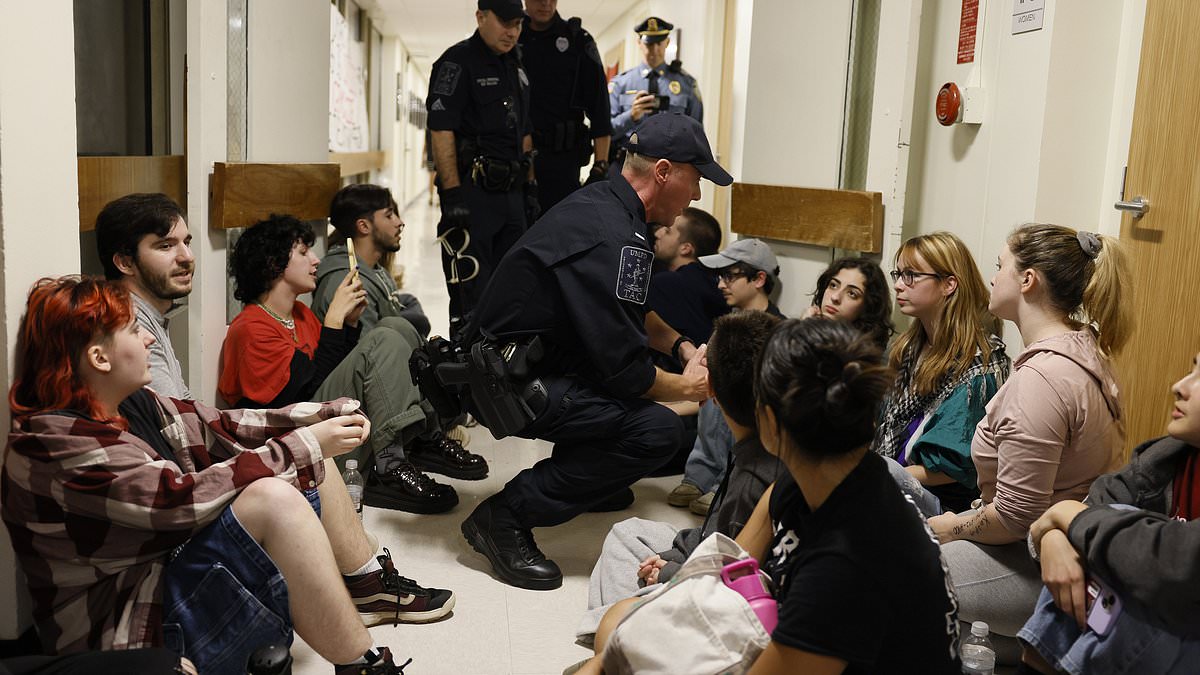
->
[889,232,1001,396]
[1007,223,1131,357]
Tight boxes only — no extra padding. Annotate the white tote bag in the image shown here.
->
[600,532,773,675]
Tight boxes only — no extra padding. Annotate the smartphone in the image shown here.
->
[1086,577,1122,635]
[346,238,359,281]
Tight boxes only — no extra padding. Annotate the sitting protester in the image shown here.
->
[219,215,486,515]
[928,224,1130,662]
[580,319,961,674]
[1,277,438,675]
[577,310,782,641]
[876,232,1010,515]
[668,238,785,514]
[1016,351,1200,675]
[804,257,894,349]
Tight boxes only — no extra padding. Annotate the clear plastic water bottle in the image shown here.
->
[960,621,995,675]
[343,460,364,520]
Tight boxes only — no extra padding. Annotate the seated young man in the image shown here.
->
[1016,351,1200,675]
[669,238,787,515]
[647,206,729,367]
[1,277,443,675]
[577,310,782,641]
[312,184,481,479]
[218,215,483,514]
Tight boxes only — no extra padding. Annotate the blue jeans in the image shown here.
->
[1019,586,1200,675]
[681,399,734,493]
[161,488,321,675]
[883,455,944,517]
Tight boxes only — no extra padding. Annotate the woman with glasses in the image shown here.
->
[928,224,1130,663]
[874,232,1010,517]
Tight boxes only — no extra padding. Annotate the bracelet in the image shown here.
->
[671,335,694,362]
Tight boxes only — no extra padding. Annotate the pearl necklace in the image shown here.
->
[256,302,298,342]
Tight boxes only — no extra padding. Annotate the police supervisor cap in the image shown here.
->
[626,113,733,186]
[699,238,780,278]
[478,0,524,21]
[635,16,673,44]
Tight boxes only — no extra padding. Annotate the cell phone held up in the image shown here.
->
[1086,577,1122,636]
[651,94,670,111]
[346,239,359,282]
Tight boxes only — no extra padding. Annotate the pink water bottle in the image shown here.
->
[721,559,778,634]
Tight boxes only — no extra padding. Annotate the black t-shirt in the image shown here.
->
[118,389,178,465]
[647,262,729,345]
[764,452,961,674]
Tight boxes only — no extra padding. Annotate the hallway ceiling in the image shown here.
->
[366,0,642,74]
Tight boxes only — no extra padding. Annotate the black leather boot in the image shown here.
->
[461,496,562,590]
[408,434,488,480]
[364,462,459,514]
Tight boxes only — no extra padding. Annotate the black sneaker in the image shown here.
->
[364,462,458,514]
[333,647,411,675]
[408,435,488,480]
[461,496,562,590]
[343,548,455,625]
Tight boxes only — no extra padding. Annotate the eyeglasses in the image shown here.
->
[718,268,752,284]
[889,269,943,286]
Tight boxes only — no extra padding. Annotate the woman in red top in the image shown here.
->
[219,215,486,514]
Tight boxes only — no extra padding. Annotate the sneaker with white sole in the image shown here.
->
[343,548,455,626]
[667,481,702,507]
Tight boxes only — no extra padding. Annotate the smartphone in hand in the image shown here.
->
[347,239,359,281]
[1086,577,1122,635]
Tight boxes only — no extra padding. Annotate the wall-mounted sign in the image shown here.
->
[958,0,980,64]
[1012,0,1045,35]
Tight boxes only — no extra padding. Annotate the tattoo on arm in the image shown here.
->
[952,511,990,539]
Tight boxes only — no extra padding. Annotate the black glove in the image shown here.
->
[585,160,610,185]
[439,186,471,230]
[524,181,542,224]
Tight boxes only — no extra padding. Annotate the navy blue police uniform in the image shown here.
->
[519,12,612,214]
[609,17,703,154]
[427,18,531,338]
[459,112,733,591]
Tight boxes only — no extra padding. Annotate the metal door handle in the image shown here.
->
[1114,196,1150,218]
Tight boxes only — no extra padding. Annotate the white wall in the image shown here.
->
[0,1,81,640]
[727,0,855,317]
[901,0,1142,350]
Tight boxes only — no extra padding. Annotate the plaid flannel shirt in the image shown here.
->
[1,390,360,654]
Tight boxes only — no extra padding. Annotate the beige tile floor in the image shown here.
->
[291,193,702,675]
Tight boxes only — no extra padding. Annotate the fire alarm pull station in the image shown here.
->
[936,82,984,126]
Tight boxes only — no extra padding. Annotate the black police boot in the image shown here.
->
[461,496,562,590]
[364,462,459,514]
[407,434,488,481]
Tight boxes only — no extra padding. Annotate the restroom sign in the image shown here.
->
[957,0,979,64]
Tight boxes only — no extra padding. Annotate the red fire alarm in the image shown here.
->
[936,82,962,126]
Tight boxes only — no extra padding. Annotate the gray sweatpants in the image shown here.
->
[942,538,1042,664]
[577,518,679,643]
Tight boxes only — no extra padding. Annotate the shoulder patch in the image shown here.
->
[616,246,653,304]
[432,62,461,96]
[430,98,446,111]
[608,80,615,94]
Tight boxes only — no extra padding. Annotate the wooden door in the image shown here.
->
[1116,0,1200,451]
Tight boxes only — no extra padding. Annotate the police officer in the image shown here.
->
[427,0,536,339]
[459,113,733,590]
[519,0,612,214]
[608,17,703,157]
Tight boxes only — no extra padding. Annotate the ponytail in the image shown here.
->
[1081,233,1131,356]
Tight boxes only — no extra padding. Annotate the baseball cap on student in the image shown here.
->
[699,238,779,278]
[625,113,733,186]
[478,0,523,21]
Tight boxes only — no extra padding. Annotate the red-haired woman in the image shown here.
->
[2,277,418,675]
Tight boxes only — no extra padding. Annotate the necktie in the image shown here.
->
[647,69,660,96]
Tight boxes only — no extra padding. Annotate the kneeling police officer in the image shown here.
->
[457,113,733,590]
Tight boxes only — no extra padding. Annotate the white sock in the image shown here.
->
[343,647,388,666]
[345,555,382,578]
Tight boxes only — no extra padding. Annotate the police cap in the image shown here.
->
[478,0,524,21]
[635,16,673,44]
[626,113,733,186]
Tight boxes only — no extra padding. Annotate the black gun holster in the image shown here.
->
[409,335,548,439]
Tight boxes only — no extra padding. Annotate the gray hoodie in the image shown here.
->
[972,329,1124,536]
[313,242,430,338]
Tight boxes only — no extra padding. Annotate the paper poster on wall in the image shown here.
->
[957,0,979,64]
[329,4,369,152]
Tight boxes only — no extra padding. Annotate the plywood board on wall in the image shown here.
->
[78,156,186,231]
[731,182,883,252]
[210,162,339,229]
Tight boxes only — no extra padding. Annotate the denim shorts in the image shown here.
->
[1018,586,1200,675]
[161,488,321,675]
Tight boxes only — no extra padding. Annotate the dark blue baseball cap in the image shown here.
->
[478,0,523,21]
[625,113,733,186]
